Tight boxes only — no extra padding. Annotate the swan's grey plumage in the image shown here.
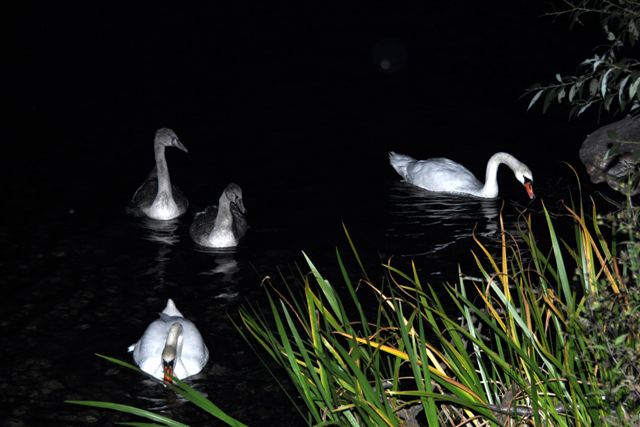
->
[189,183,248,248]
[127,128,189,220]
[128,298,209,382]
[389,151,535,199]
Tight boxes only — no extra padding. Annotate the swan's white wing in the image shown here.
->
[131,319,171,380]
[174,319,209,378]
[389,151,417,179]
[406,158,483,194]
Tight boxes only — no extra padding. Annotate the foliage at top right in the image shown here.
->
[526,0,640,119]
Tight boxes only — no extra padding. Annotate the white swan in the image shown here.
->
[389,151,535,199]
[127,128,189,220]
[128,298,209,382]
[189,183,248,248]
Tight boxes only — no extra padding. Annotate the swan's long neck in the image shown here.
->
[481,152,522,198]
[154,144,173,197]
[212,197,233,233]
[207,195,236,245]
[162,322,183,382]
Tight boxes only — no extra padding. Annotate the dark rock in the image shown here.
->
[579,115,640,196]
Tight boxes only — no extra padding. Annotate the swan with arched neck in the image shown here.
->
[389,151,534,199]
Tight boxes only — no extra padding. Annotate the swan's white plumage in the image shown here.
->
[128,299,209,381]
[389,151,534,199]
[127,128,189,220]
[189,183,248,248]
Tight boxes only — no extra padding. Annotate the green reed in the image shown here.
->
[238,196,635,426]
[67,354,247,427]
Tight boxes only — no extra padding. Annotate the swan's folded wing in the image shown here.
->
[231,203,249,240]
[177,344,209,378]
[172,320,209,378]
[407,158,482,193]
[189,205,218,243]
[126,168,158,215]
[172,184,189,212]
[389,151,417,180]
[137,356,163,380]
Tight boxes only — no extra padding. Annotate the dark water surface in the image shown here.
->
[7,2,611,426]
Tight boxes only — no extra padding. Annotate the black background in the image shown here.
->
[12,2,602,212]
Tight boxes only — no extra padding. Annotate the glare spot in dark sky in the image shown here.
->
[372,38,407,73]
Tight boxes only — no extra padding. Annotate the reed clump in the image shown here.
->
[238,192,639,426]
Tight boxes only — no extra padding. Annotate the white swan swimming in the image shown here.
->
[127,128,189,220]
[189,183,248,248]
[389,151,535,199]
[128,298,209,382]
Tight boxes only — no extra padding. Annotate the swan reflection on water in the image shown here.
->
[192,245,241,299]
[133,218,182,285]
[138,217,182,246]
[132,370,210,413]
[385,181,527,278]
[195,247,240,279]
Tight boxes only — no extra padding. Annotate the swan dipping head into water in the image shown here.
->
[127,128,189,220]
[389,151,535,199]
[128,298,209,383]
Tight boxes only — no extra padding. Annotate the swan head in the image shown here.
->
[223,183,246,214]
[161,322,184,383]
[155,128,188,153]
[514,167,535,199]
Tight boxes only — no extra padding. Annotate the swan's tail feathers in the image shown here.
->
[161,298,184,318]
[389,151,415,179]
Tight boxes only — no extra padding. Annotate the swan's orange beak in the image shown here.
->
[524,181,535,199]
[162,360,175,383]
